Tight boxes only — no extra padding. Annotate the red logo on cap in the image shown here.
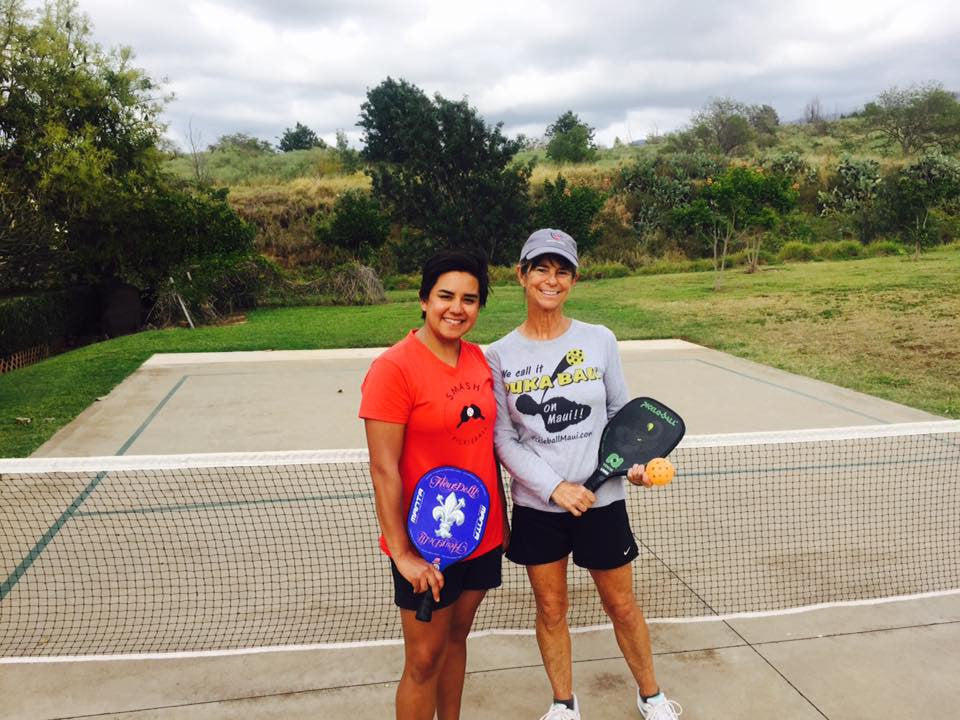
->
[549,231,565,242]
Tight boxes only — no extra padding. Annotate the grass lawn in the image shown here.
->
[2,246,958,457]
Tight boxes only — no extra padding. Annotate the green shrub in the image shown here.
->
[578,261,631,280]
[779,241,816,262]
[0,287,97,357]
[814,240,863,260]
[864,240,908,257]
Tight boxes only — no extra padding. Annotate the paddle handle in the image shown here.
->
[583,468,615,493]
[416,591,436,622]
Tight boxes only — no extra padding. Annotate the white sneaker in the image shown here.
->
[539,693,580,720]
[638,691,682,719]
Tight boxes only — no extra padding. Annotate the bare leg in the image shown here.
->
[590,563,659,697]
[436,589,487,720]
[397,604,454,720]
[527,558,573,699]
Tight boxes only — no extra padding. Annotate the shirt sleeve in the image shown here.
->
[602,327,630,420]
[358,355,413,424]
[486,345,566,505]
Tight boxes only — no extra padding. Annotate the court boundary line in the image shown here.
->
[3,587,957,664]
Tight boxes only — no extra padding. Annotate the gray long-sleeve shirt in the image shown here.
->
[486,320,630,512]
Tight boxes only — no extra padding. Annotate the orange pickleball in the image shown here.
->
[646,457,675,486]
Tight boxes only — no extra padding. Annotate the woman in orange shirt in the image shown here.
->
[359,250,507,720]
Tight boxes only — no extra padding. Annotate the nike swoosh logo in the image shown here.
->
[623,547,632,555]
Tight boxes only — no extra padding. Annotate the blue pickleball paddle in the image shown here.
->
[406,466,491,622]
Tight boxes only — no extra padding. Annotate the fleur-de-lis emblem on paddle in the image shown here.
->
[432,492,466,538]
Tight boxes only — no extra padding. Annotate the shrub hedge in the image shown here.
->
[0,287,97,357]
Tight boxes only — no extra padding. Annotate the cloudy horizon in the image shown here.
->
[55,0,960,150]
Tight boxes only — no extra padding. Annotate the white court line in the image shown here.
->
[3,587,958,664]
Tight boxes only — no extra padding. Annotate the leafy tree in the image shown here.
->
[0,0,257,314]
[693,99,754,154]
[531,175,605,252]
[691,99,780,155]
[359,77,531,266]
[818,157,882,243]
[279,122,325,152]
[316,189,389,259]
[208,133,274,154]
[335,129,361,173]
[888,149,960,257]
[699,166,796,285]
[545,110,598,163]
[0,0,165,286]
[863,83,960,154]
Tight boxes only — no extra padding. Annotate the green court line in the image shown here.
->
[75,492,374,517]
[115,375,191,455]
[0,375,189,602]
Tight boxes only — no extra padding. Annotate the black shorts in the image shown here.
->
[390,547,503,611]
[506,500,639,570]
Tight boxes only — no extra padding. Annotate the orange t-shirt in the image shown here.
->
[359,330,503,558]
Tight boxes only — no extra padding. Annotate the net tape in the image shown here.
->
[2,421,959,659]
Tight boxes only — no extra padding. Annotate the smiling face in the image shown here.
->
[518,254,578,313]
[419,271,482,344]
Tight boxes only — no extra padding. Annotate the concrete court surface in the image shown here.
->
[6,339,959,720]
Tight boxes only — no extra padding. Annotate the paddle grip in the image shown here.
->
[416,591,436,623]
[583,469,611,493]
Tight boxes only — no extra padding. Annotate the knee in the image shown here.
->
[536,594,569,630]
[404,645,444,684]
[601,594,640,626]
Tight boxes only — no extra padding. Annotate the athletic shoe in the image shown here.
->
[538,694,580,720]
[638,691,682,719]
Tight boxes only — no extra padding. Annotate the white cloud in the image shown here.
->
[64,0,960,150]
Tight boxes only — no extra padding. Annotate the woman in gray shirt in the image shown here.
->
[486,229,681,720]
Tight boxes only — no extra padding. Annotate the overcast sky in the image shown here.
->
[67,0,960,150]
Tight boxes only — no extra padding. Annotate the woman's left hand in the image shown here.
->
[626,463,651,488]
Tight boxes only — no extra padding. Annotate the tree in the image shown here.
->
[863,83,960,154]
[208,133,273,154]
[279,122,325,152]
[545,111,598,163]
[693,99,754,154]
[531,175,605,252]
[316,189,389,258]
[699,166,796,285]
[889,149,960,257]
[0,0,166,288]
[359,77,531,266]
[0,0,257,312]
[690,99,779,154]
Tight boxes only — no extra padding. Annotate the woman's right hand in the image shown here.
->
[550,481,596,517]
[395,550,445,601]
